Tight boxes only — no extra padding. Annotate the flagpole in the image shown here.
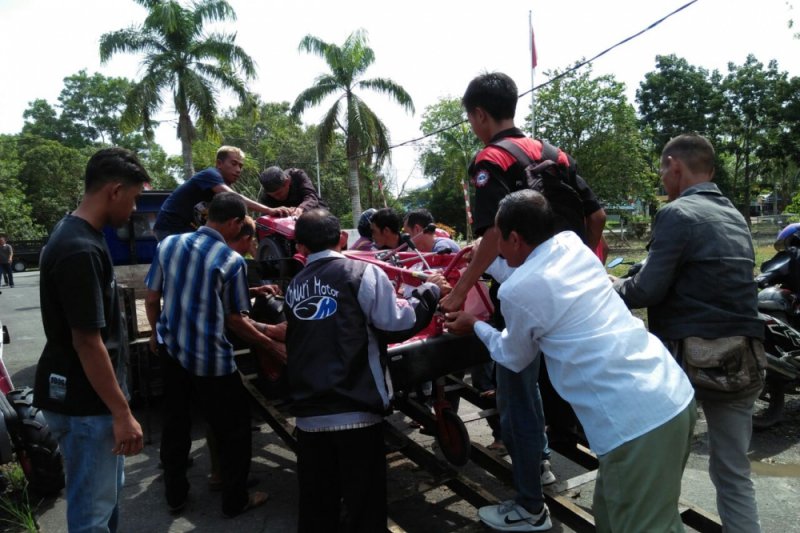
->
[529,10,536,138]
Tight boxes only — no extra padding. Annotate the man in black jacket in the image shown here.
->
[285,209,443,533]
[257,166,326,216]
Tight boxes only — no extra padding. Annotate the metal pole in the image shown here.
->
[529,10,536,137]
[315,146,321,196]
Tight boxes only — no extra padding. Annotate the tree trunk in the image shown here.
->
[348,156,362,223]
[178,112,195,180]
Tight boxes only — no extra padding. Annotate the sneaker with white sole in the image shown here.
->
[540,459,556,486]
[477,501,552,531]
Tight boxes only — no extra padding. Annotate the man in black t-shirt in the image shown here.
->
[257,166,327,217]
[34,148,149,532]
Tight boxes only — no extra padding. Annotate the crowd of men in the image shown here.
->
[31,71,764,533]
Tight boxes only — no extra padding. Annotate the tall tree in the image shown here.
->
[533,66,653,205]
[0,135,45,239]
[100,0,256,179]
[292,29,414,222]
[637,55,723,155]
[415,98,482,236]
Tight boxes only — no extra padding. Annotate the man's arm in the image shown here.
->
[585,208,607,251]
[293,169,322,213]
[72,329,143,456]
[211,184,291,217]
[226,313,286,352]
[439,226,500,312]
[614,209,686,309]
[144,289,162,353]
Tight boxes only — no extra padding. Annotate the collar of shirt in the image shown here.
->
[195,225,226,243]
[679,181,721,199]
[306,249,345,265]
[487,127,525,144]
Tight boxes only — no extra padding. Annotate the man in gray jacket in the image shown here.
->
[614,134,764,533]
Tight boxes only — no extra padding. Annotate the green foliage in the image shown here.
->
[16,136,87,231]
[0,135,45,238]
[0,464,37,533]
[532,65,653,206]
[413,97,482,236]
[100,0,257,179]
[292,28,414,221]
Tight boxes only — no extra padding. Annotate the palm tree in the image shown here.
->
[99,0,256,179]
[292,29,414,221]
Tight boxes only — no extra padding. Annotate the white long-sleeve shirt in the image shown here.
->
[474,231,694,455]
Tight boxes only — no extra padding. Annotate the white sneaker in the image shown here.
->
[477,501,552,531]
[540,459,556,486]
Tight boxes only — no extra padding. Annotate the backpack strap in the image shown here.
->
[492,138,534,168]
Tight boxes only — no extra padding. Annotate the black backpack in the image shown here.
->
[491,139,587,243]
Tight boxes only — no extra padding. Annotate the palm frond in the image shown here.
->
[357,78,415,114]
[317,99,343,160]
[99,27,163,62]
[192,0,236,26]
[291,78,341,116]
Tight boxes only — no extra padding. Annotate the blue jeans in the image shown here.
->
[495,355,549,512]
[43,411,124,533]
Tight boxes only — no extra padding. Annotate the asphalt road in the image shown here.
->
[2,271,800,532]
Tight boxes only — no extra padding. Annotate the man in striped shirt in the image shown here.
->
[145,192,273,518]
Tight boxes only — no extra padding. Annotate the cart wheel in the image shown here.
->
[436,408,470,466]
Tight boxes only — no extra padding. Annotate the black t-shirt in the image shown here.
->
[470,128,601,235]
[258,168,327,211]
[33,215,128,415]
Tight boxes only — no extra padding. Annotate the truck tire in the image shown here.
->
[6,388,65,497]
[12,259,25,273]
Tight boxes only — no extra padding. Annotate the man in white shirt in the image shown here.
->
[445,189,696,533]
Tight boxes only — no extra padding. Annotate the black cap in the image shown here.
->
[259,166,287,192]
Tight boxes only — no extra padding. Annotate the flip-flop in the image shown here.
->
[223,491,269,518]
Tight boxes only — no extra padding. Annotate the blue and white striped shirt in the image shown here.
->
[145,226,251,376]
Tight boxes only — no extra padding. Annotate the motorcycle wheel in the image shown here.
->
[753,378,785,430]
[6,388,65,497]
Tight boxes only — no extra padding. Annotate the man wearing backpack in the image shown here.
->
[440,71,606,532]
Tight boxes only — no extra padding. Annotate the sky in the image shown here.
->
[1,0,798,193]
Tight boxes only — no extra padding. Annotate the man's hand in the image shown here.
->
[250,284,282,297]
[439,289,467,313]
[608,275,619,284]
[443,310,478,336]
[268,207,292,218]
[111,412,144,456]
[425,272,452,297]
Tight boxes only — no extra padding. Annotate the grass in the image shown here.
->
[0,464,38,533]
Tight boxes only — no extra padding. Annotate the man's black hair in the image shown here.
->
[207,192,246,223]
[370,208,401,235]
[404,208,434,230]
[461,72,518,121]
[662,133,716,176]
[84,147,150,193]
[496,190,555,247]
[295,209,341,253]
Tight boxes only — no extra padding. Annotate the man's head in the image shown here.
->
[84,147,151,228]
[227,215,256,256]
[462,72,518,144]
[206,192,247,241]
[215,146,245,185]
[495,190,555,267]
[370,208,402,249]
[660,134,715,201]
[403,208,436,252]
[259,166,291,201]
[0,235,6,246]
[357,208,378,239]
[295,209,341,254]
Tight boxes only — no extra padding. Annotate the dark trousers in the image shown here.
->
[0,264,12,286]
[297,424,386,533]
[159,347,252,516]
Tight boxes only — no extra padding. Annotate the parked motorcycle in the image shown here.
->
[752,223,800,428]
[0,316,65,496]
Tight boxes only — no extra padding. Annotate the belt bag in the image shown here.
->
[680,336,766,393]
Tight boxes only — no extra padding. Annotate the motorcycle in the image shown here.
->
[753,246,800,428]
[0,315,65,496]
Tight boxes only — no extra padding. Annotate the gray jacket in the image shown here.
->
[614,182,763,342]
